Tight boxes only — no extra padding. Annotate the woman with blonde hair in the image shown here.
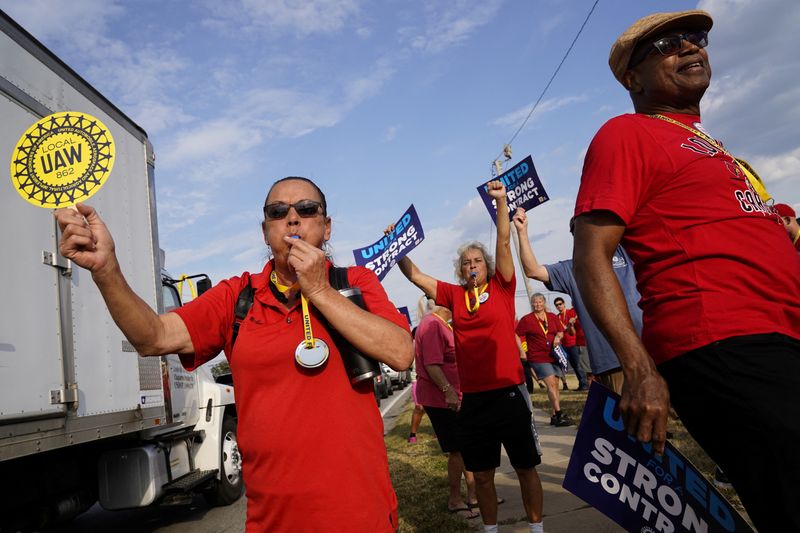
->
[393,180,544,533]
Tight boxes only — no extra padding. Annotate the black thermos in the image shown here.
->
[336,287,380,384]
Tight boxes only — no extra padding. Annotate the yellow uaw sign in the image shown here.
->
[10,111,115,208]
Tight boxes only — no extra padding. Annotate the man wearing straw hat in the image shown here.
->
[571,10,800,530]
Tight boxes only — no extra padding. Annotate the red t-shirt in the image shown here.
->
[436,270,524,393]
[557,308,578,348]
[575,113,800,364]
[414,313,459,408]
[174,261,407,532]
[516,312,564,364]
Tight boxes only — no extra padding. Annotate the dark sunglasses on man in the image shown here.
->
[629,30,708,69]
[263,200,323,220]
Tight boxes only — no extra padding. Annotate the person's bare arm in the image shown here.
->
[424,364,460,410]
[397,256,438,301]
[55,204,193,356]
[512,207,549,282]
[572,211,669,454]
[489,181,514,280]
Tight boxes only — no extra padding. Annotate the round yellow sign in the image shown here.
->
[10,111,115,208]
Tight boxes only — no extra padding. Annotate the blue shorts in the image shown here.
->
[530,362,562,379]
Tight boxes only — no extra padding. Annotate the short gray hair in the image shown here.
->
[453,241,495,285]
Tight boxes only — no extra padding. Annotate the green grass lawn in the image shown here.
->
[386,407,476,532]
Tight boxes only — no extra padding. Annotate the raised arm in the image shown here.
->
[55,203,193,356]
[572,210,669,454]
[397,256,438,301]
[512,207,549,282]
[488,180,514,280]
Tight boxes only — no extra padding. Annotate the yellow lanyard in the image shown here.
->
[271,271,314,349]
[536,314,549,336]
[649,114,771,202]
[464,283,488,313]
[432,312,453,331]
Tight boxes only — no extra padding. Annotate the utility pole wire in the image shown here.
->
[494,0,600,165]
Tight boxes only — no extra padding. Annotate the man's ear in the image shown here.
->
[623,69,642,93]
[262,220,269,245]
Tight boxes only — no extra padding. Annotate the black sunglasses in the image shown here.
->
[629,30,709,68]
[263,200,323,220]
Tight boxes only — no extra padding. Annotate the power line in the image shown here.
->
[494,0,600,165]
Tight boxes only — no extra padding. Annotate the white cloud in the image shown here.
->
[404,0,503,54]
[699,0,800,157]
[492,95,588,128]
[749,147,800,185]
[3,0,123,42]
[201,0,362,37]
[344,58,396,104]
[166,227,264,270]
[159,118,263,169]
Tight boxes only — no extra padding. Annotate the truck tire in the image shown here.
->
[203,415,244,506]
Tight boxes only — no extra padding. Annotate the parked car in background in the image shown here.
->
[381,363,411,390]
[374,366,392,400]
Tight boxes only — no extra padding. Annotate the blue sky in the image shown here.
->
[5,0,799,321]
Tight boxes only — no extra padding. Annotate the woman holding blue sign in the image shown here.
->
[394,180,545,533]
[515,294,573,427]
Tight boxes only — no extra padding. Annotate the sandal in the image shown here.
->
[467,497,504,509]
[448,506,480,519]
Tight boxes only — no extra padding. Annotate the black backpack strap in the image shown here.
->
[232,267,351,350]
[231,277,254,349]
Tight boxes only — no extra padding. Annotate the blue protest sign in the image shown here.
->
[353,204,425,281]
[563,383,753,533]
[477,155,549,223]
[552,344,569,373]
[397,306,412,328]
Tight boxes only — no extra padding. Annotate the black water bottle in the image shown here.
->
[336,287,380,384]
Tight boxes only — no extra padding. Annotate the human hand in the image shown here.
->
[445,388,460,411]
[383,223,395,236]
[619,368,670,454]
[486,179,506,200]
[285,236,331,300]
[55,203,118,277]
[568,317,577,325]
[512,207,528,231]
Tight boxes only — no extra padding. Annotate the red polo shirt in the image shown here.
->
[557,308,578,348]
[436,270,524,393]
[516,312,564,364]
[174,261,407,532]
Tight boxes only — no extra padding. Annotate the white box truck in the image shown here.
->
[0,10,243,530]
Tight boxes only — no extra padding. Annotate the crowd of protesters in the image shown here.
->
[53,8,799,533]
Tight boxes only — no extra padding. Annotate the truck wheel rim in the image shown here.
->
[222,431,242,485]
